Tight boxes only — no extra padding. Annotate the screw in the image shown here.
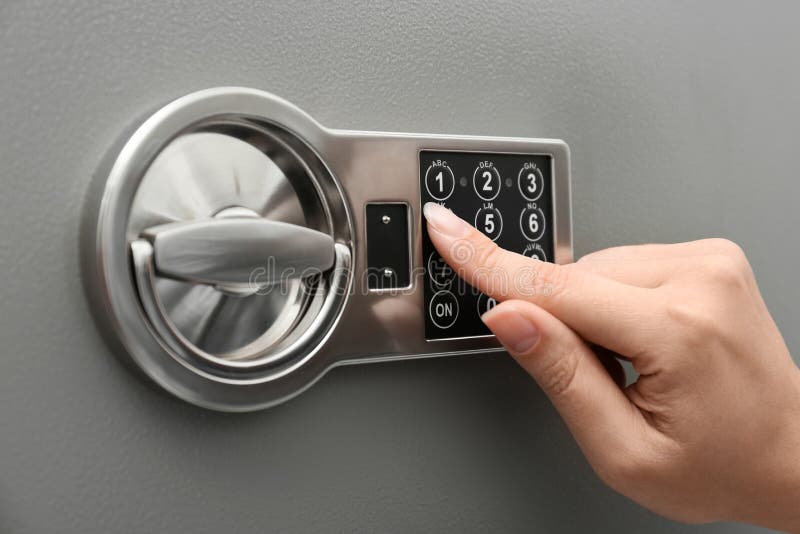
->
[382,215,391,224]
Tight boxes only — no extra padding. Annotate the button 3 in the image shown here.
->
[518,163,544,202]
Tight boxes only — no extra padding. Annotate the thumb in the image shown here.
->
[482,299,645,470]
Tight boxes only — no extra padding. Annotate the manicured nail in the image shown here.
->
[423,202,472,239]
[481,304,541,353]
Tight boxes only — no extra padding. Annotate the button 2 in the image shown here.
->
[429,290,459,329]
[520,206,546,241]
[472,162,501,201]
[474,206,503,241]
[425,162,455,201]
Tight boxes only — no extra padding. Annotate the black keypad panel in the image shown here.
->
[420,151,554,340]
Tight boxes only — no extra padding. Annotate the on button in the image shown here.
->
[429,290,459,329]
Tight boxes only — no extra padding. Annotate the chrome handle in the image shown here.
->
[130,238,352,371]
[139,218,336,288]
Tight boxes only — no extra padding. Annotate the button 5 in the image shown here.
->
[474,206,503,241]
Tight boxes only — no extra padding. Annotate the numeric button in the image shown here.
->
[425,162,455,201]
[474,206,503,241]
[473,162,501,201]
[476,293,498,316]
[518,164,544,201]
[429,290,459,329]
[427,252,455,288]
[522,243,547,261]
[520,206,546,241]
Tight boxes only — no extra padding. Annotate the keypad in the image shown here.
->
[420,151,555,340]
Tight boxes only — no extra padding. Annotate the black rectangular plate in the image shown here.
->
[420,151,554,340]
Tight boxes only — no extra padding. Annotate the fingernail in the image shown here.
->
[423,202,472,239]
[481,305,541,353]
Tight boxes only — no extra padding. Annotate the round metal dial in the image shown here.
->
[129,132,313,359]
[90,88,354,411]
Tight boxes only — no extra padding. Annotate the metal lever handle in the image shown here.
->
[139,218,336,288]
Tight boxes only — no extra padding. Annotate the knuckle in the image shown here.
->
[535,344,581,398]
[665,299,721,348]
[576,250,607,264]
[593,431,676,495]
[706,238,747,262]
[699,253,748,289]
[703,238,752,271]
[576,245,629,264]
[537,262,573,298]
[473,238,504,271]
[593,449,650,492]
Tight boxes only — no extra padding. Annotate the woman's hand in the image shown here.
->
[423,202,800,531]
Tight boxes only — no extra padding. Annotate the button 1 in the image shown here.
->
[522,243,548,262]
[472,162,501,201]
[518,164,544,201]
[474,206,503,241]
[520,206,546,241]
[425,163,455,201]
[476,293,499,316]
[429,290,459,329]
[427,252,455,288]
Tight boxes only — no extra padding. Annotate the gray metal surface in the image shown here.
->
[0,0,795,532]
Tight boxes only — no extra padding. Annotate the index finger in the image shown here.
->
[423,202,658,357]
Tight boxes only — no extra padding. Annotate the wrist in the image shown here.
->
[737,368,800,531]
